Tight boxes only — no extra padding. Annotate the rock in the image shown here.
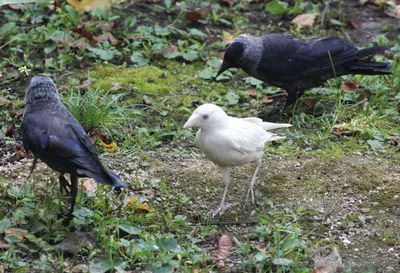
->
[311,245,344,273]
[56,231,96,255]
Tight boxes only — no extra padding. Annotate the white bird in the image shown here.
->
[183,104,291,217]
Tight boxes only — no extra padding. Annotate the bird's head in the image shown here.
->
[183,104,228,130]
[216,41,245,78]
[25,76,60,106]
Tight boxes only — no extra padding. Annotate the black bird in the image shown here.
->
[217,34,391,106]
[21,76,127,223]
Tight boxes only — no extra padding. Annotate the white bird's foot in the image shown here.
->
[241,184,256,206]
[209,203,233,217]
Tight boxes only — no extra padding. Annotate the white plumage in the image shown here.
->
[183,104,291,216]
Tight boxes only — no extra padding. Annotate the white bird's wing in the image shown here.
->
[227,117,279,154]
[242,117,292,131]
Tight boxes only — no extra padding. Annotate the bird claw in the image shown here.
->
[209,203,233,217]
[241,185,256,207]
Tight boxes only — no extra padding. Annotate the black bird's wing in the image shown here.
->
[22,110,125,187]
[257,36,359,82]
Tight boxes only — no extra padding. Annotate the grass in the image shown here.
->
[1,0,400,272]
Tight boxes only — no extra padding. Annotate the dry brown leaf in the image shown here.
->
[391,138,398,146]
[100,21,115,31]
[4,228,28,241]
[186,10,206,24]
[5,123,14,137]
[342,80,359,92]
[359,0,369,5]
[0,238,9,249]
[301,99,317,113]
[72,39,90,50]
[356,88,372,101]
[215,234,233,261]
[347,20,360,29]
[93,33,118,44]
[291,13,319,27]
[67,0,111,12]
[80,178,97,192]
[16,144,31,159]
[73,24,94,40]
[143,95,152,105]
[243,89,257,97]
[312,267,329,273]
[262,96,273,104]
[159,44,178,55]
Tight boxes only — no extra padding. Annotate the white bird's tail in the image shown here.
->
[243,117,292,131]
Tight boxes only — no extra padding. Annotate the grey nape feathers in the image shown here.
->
[21,76,127,224]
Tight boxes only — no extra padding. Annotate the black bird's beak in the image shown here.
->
[216,60,234,78]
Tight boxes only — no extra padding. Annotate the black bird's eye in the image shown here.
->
[203,114,209,119]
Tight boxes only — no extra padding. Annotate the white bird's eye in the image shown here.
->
[203,114,209,119]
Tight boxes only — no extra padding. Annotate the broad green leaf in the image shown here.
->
[0,22,16,35]
[130,52,149,67]
[265,1,289,15]
[0,0,48,6]
[188,28,206,37]
[181,51,198,61]
[272,258,293,266]
[206,58,221,68]
[159,238,177,251]
[155,266,174,273]
[0,218,12,233]
[367,139,383,150]
[199,68,215,79]
[119,223,141,235]
[89,47,121,61]
[282,237,300,252]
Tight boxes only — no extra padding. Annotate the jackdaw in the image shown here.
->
[183,104,291,217]
[21,76,127,223]
[217,34,391,106]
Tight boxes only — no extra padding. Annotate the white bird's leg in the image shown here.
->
[210,167,233,217]
[242,161,261,205]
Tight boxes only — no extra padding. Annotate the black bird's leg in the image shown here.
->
[58,173,71,194]
[63,173,78,226]
[27,157,38,179]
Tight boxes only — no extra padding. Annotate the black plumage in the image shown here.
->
[217,34,391,106]
[21,76,127,223]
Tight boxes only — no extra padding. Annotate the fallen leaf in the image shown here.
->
[67,0,111,12]
[15,144,30,159]
[359,0,368,5]
[312,267,329,273]
[100,21,115,31]
[5,123,14,137]
[301,99,317,113]
[291,13,319,27]
[347,20,359,29]
[127,197,149,212]
[8,4,21,9]
[111,82,120,91]
[72,39,90,50]
[243,89,257,97]
[262,96,273,104]
[99,140,117,152]
[143,95,152,105]
[356,88,372,101]
[215,234,233,260]
[4,228,28,241]
[186,10,206,24]
[79,178,97,192]
[159,44,178,55]
[384,5,400,18]
[391,138,398,146]
[93,33,118,44]
[342,80,359,92]
[0,98,12,106]
[0,238,9,249]
[73,24,94,40]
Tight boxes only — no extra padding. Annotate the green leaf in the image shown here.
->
[154,266,174,273]
[0,0,48,6]
[181,51,198,61]
[272,258,293,266]
[130,52,149,67]
[118,223,141,235]
[282,237,300,252]
[329,18,344,26]
[199,68,215,79]
[0,22,16,35]
[206,58,221,68]
[0,218,12,233]
[225,91,239,105]
[88,47,121,61]
[188,28,206,37]
[367,139,383,150]
[265,1,289,15]
[72,207,93,219]
[254,252,268,262]
[159,238,177,251]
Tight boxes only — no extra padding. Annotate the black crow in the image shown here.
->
[21,76,127,223]
[217,34,391,106]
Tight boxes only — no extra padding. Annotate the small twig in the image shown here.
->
[320,0,331,26]
[189,220,258,226]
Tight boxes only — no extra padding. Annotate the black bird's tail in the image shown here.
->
[347,46,391,75]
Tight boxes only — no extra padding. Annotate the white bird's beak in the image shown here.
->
[183,114,201,129]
